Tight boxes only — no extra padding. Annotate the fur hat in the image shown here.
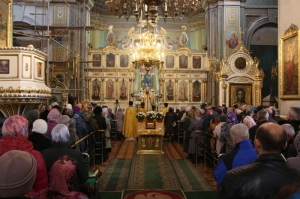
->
[0,150,37,197]
[32,119,48,134]
[57,115,71,125]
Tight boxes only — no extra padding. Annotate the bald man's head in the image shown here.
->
[256,123,287,153]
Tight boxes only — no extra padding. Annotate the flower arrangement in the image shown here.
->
[91,101,97,107]
[136,112,146,120]
[200,102,207,109]
[146,111,156,120]
[156,112,165,120]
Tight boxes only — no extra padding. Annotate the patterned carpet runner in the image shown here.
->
[127,154,181,190]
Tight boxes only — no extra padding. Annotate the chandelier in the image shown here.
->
[105,0,203,22]
[131,23,165,70]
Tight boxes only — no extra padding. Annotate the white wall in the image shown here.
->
[278,0,300,115]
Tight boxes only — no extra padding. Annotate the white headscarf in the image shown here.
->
[102,108,108,117]
[51,124,70,143]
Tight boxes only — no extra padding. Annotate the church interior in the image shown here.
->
[0,0,300,198]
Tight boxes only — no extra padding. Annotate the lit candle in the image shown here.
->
[165,2,167,11]
[145,5,147,12]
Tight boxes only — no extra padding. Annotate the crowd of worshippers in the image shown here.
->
[0,102,123,198]
[175,103,300,199]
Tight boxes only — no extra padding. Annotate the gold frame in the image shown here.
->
[280,24,300,99]
[0,0,12,47]
[229,84,252,107]
[146,122,156,129]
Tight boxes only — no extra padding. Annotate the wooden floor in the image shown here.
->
[93,139,218,190]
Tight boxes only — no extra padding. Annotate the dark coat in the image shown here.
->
[248,120,268,146]
[220,153,300,199]
[41,143,89,191]
[28,132,52,151]
[164,111,178,135]
[93,114,107,142]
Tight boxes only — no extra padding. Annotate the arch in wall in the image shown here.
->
[244,17,278,50]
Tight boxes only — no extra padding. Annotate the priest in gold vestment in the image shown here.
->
[123,101,138,140]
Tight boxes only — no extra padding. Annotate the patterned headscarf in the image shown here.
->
[51,124,70,143]
[2,116,29,139]
[226,108,238,125]
[34,156,88,198]
[47,109,61,122]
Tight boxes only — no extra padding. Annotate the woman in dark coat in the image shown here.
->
[164,107,178,141]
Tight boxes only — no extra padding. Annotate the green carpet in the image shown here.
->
[122,189,186,199]
[171,159,213,191]
[184,191,219,199]
[127,154,181,189]
[98,158,131,191]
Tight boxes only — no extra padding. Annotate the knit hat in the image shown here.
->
[32,119,48,134]
[73,106,80,113]
[51,124,70,143]
[2,116,29,139]
[57,115,71,125]
[0,150,37,197]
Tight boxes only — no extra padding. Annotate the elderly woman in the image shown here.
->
[41,124,88,191]
[0,115,48,197]
[45,109,61,138]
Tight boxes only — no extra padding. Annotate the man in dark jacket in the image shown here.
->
[220,123,300,199]
[249,109,270,146]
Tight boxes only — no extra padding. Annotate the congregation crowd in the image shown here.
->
[1,99,300,199]
[0,102,123,198]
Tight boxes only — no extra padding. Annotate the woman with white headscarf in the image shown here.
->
[102,108,112,153]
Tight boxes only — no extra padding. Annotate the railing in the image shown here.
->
[71,130,105,167]
[177,120,184,145]
[195,130,234,169]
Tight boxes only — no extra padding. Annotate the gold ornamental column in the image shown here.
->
[129,78,133,100]
[189,79,192,103]
[160,78,164,103]
[115,78,119,99]
[221,81,227,105]
[175,79,178,102]
[101,78,105,101]
[253,69,264,106]
[201,80,207,103]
